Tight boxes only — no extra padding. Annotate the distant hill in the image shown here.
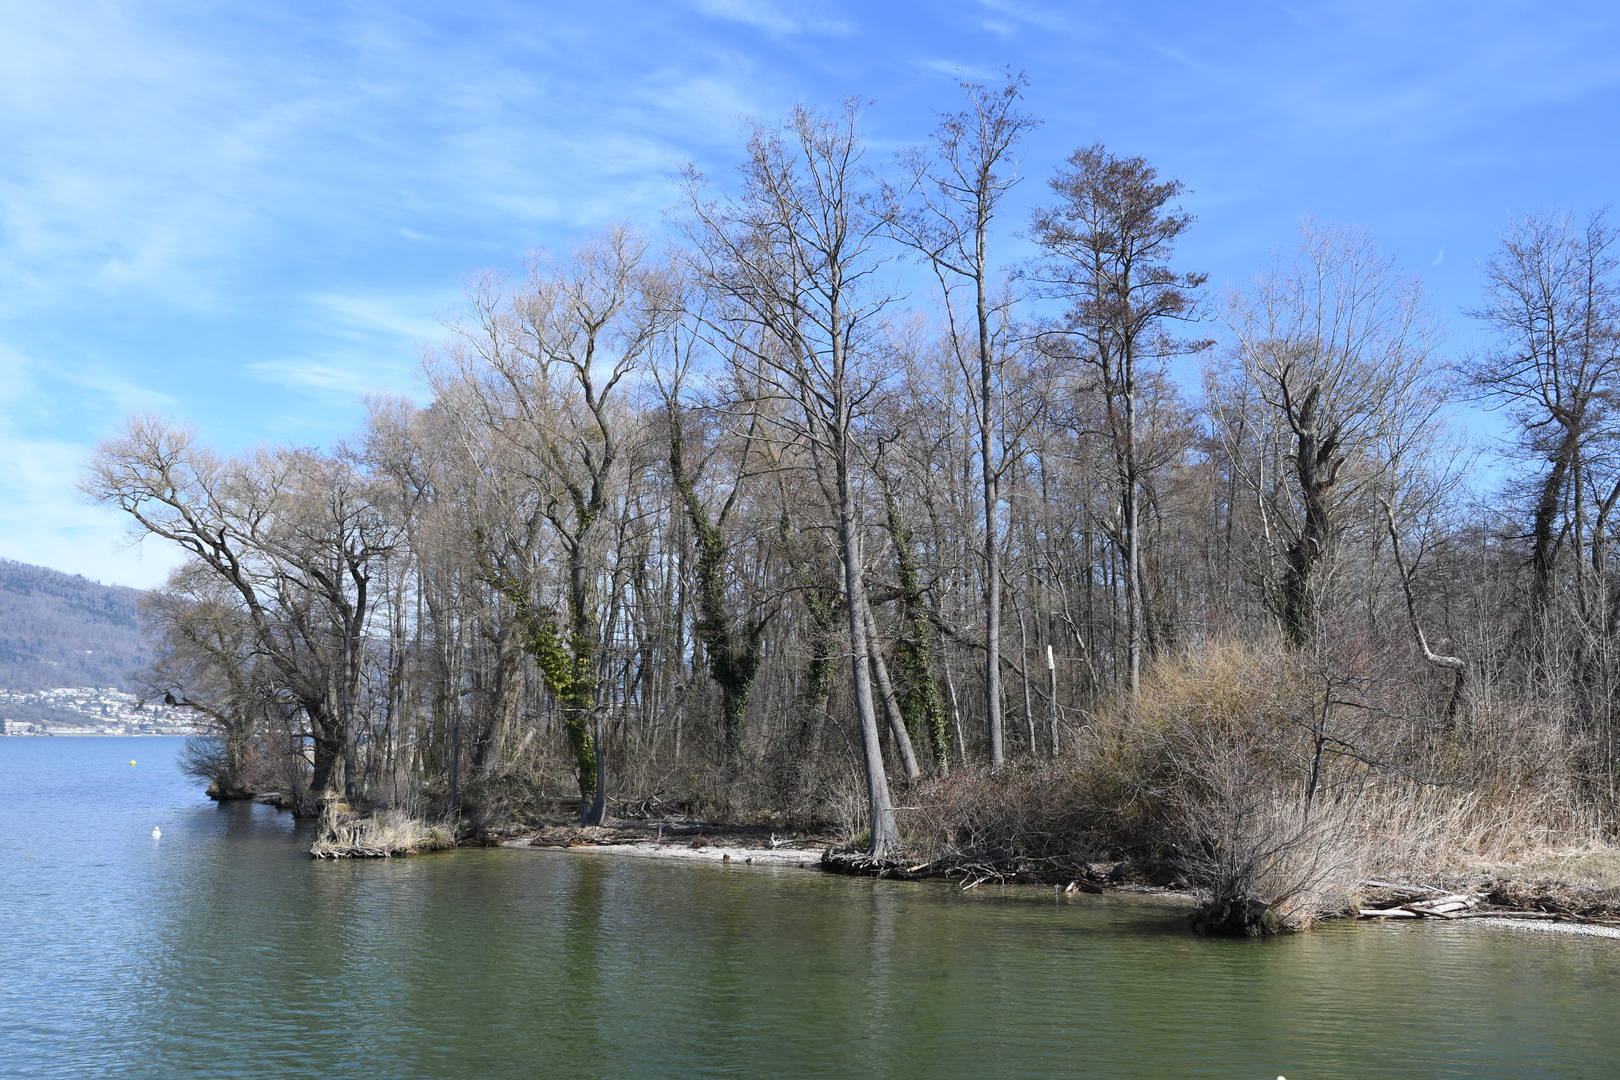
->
[0,559,149,691]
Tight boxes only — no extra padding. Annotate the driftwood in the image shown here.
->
[817,848,1148,893]
[312,845,397,859]
[1354,883,1620,927]
[1357,884,1487,920]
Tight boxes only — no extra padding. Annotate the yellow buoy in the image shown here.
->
[130,760,137,766]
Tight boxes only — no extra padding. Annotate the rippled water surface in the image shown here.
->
[3,737,1618,1078]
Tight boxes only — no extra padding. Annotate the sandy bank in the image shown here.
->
[509,837,828,866]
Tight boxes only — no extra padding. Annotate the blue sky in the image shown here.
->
[4,0,1619,587]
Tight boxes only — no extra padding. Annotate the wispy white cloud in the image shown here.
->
[0,341,181,588]
[0,433,182,589]
[243,286,464,427]
[967,0,1079,34]
[1134,3,1620,154]
[917,59,1003,82]
[304,289,459,351]
[0,1,790,583]
[0,365,182,592]
[688,0,854,38]
[0,7,319,316]
[0,423,177,588]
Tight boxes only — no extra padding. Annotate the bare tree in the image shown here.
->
[435,226,668,824]
[139,563,263,798]
[890,72,1039,767]
[679,102,903,855]
[85,420,388,805]
[1468,210,1620,616]
[654,308,774,767]
[76,85,1620,880]
[1467,209,1620,792]
[1216,223,1438,647]
[1028,145,1206,692]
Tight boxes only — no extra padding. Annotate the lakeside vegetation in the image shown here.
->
[83,77,1620,933]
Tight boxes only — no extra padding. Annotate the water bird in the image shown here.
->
[151,826,161,838]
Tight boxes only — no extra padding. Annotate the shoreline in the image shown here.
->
[1,729,201,736]
[509,821,836,868]
[514,838,1620,939]
[1462,916,1620,940]
[495,822,1620,940]
[509,836,827,867]
[303,809,1620,940]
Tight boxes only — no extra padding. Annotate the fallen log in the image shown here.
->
[1363,880,1442,894]
[1411,900,1470,915]
[1363,880,1445,895]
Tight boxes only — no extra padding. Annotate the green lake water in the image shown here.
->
[2,736,1617,1078]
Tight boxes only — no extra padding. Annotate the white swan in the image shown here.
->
[151,826,161,838]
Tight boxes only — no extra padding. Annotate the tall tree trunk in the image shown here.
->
[342,631,358,803]
[881,475,951,772]
[308,704,343,800]
[836,464,899,857]
[862,591,921,782]
[1124,380,1143,694]
[1279,386,1344,648]
[1531,429,1578,615]
[475,623,525,775]
[979,268,1005,767]
[668,403,762,767]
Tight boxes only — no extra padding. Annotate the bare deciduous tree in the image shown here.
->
[434,226,669,824]
[1216,223,1439,647]
[1028,145,1207,693]
[679,102,903,855]
[891,72,1039,768]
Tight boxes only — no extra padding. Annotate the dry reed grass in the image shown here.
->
[310,807,456,858]
[877,635,1613,932]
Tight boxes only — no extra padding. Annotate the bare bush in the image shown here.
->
[903,766,1096,866]
[1168,722,1355,933]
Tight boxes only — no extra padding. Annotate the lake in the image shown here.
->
[2,736,1616,1078]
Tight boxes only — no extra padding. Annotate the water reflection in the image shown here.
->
[3,738,1619,1080]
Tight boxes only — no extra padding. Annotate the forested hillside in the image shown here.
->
[0,558,148,690]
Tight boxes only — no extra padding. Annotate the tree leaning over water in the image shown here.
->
[84,422,392,806]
